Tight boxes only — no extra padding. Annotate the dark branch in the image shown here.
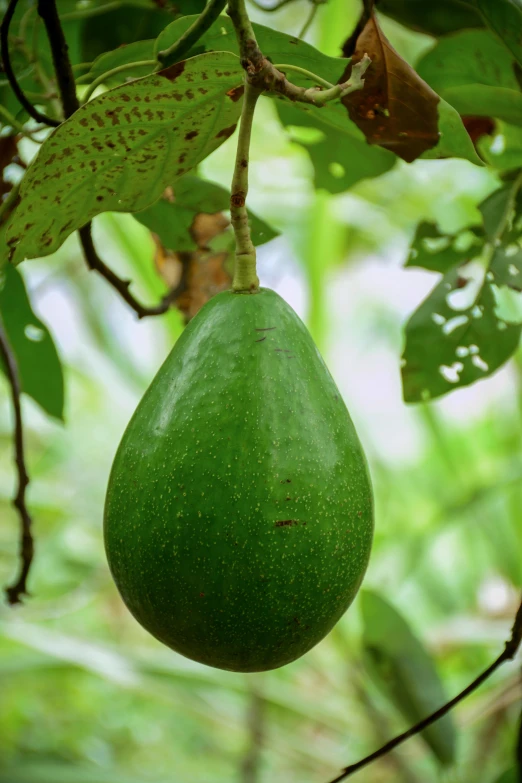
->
[0,0,60,127]
[36,1,186,319]
[327,596,522,782]
[0,320,34,605]
[37,0,80,119]
[157,0,228,65]
[79,224,187,319]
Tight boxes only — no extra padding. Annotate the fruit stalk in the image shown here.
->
[230,80,262,292]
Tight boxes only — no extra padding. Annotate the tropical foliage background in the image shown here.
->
[0,0,521,781]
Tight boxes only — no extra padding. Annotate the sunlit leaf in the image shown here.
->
[0,264,64,419]
[6,52,244,264]
[361,590,457,766]
[340,13,440,162]
[417,30,522,126]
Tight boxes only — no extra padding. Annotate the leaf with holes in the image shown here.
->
[362,591,456,766]
[135,174,278,251]
[6,52,244,264]
[405,221,484,273]
[0,264,64,419]
[417,30,522,126]
[277,101,395,193]
[340,13,440,162]
[401,265,521,402]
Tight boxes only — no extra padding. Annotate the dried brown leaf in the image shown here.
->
[341,13,440,162]
[191,212,229,249]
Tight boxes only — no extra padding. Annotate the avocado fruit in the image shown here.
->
[104,288,373,672]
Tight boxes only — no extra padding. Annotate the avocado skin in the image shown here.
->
[104,288,373,672]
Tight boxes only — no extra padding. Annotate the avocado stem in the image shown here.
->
[230,79,262,293]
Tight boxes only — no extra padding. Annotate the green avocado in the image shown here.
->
[104,288,373,672]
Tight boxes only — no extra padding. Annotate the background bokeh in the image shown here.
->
[1,1,521,781]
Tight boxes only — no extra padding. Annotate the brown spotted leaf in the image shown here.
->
[341,13,440,162]
[6,52,243,264]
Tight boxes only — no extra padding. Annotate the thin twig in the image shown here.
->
[247,0,297,11]
[36,0,184,319]
[327,597,522,782]
[298,0,321,39]
[241,679,265,783]
[82,60,156,104]
[0,0,59,127]
[156,0,228,65]
[79,225,187,319]
[0,319,34,605]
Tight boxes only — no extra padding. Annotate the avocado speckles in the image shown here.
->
[104,288,374,672]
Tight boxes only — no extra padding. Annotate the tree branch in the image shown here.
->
[0,319,34,605]
[36,0,184,319]
[156,0,228,66]
[327,597,522,782]
[227,0,369,106]
[0,0,59,127]
[79,225,188,319]
[36,0,80,119]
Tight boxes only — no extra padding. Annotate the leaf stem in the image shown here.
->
[0,182,21,223]
[272,63,334,89]
[298,0,322,39]
[82,60,156,103]
[247,0,297,11]
[230,80,261,292]
[0,105,45,138]
[327,595,522,781]
[0,0,59,127]
[0,317,35,605]
[156,0,228,65]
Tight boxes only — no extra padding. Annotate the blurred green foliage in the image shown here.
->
[0,0,521,781]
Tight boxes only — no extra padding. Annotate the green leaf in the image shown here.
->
[471,0,522,67]
[6,52,244,264]
[493,770,517,783]
[78,1,204,63]
[479,121,522,172]
[406,222,483,273]
[154,15,346,82]
[361,590,457,766]
[276,101,396,194]
[421,98,484,166]
[401,265,521,402]
[135,174,278,249]
[0,264,64,420]
[83,39,156,86]
[377,0,484,37]
[417,30,522,126]
[479,183,519,240]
